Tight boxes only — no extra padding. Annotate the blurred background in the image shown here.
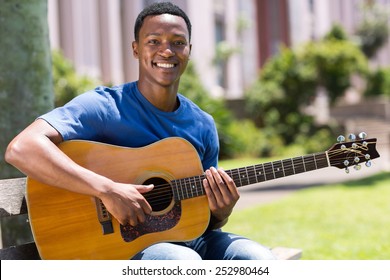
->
[1,0,390,259]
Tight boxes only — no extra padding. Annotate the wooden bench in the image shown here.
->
[0,177,302,260]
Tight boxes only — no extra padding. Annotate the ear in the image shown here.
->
[132,41,139,59]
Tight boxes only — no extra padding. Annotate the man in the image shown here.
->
[6,2,275,260]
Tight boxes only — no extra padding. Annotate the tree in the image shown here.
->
[0,0,53,178]
[355,1,390,59]
[245,25,368,155]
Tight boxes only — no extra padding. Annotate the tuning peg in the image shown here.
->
[337,135,345,143]
[354,157,360,163]
[354,164,361,171]
[348,133,356,141]
[358,132,367,139]
[365,160,372,167]
[345,167,350,174]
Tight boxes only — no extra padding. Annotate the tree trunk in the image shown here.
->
[0,0,53,178]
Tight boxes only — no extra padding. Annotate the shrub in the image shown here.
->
[245,26,367,154]
[52,50,100,107]
[179,62,262,159]
[365,67,390,97]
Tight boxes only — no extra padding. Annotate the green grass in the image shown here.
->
[223,172,390,259]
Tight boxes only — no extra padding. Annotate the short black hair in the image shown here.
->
[134,2,192,42]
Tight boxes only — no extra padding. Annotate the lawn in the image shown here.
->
[223,172,390,259]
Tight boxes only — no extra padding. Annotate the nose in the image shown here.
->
[158,42,175,57]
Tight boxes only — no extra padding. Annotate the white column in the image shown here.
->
[187,0,218,96]
[48,0,60,50]
[71,0,101,79]
[225,0,242,99]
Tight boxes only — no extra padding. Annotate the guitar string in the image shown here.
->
[138,148,364,207]
[144,158,355,206]
[142,147,365,204]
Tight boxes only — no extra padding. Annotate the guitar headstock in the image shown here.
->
[327,132,380,173]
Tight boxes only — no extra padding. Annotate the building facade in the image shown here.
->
[47,0,390,99]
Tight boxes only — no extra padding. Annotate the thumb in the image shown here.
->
[134,184,154,194]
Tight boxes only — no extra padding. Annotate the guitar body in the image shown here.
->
[26,138,210,259]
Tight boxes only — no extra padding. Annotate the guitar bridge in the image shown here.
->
[94,197,114,235]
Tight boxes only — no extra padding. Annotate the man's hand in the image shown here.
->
[99,183,154,226]
[203,167,239,228]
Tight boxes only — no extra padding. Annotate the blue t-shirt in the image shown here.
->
[39,81,219,170]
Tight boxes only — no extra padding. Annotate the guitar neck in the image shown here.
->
[172,152,329,201]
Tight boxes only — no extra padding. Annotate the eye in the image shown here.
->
[174,40,187,46]
[147,39,159,45]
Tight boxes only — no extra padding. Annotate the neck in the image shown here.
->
[137,80,179,112]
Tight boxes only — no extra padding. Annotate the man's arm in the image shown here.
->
[5,119,153,226]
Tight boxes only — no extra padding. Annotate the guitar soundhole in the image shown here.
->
[143,177,173,212]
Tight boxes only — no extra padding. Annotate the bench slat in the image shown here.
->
[0,242,40,260]
[0,178,27,217]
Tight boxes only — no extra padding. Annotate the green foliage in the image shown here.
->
[355,1,390,58]
[301,37,368,104]
[323,24,349,41]
[52,50,100,107]
[365,67,390,97]
[224,120,284,158]
[179,62,261,159]
[245,26,367,155]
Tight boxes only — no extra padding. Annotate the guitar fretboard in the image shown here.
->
[172,152,329,201]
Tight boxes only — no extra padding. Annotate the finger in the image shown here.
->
[203,177,217,206]
[210,167,234,202]
[132,184,153,214]
[135,184,154,193]
[205,168,222,198]
[218,168,240,198]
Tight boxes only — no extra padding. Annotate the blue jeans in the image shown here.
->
[131,229,276,260]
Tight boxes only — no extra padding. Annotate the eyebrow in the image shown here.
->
[144,32,187,39]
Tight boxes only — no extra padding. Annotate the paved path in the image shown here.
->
[235,147,389,210]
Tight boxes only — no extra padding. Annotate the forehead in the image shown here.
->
[140,14,189,38]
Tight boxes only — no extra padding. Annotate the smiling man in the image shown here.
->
[6,2,275,260]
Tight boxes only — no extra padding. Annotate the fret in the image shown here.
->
[230,169,243,187]
[246,165,258,185]
[196,175,205,196]
[176,179,185,200]
[273,160,284,178]
[186,177,192,198]
[239,167,250,186]
[188,176,195,198]
[315,153,329,169]
[263,162,275,181]
[186,177,193,199]
[191,176,199,197]
[254,164,266,183]
[237,169,243,186]
[282,158,295,176]
[304,155,316,172]
[172,180,180,201]
[229,169,241,188]
[292,157,305,174]
[181,178,188,199]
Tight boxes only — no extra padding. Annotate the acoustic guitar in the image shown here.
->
[26,134,380,259]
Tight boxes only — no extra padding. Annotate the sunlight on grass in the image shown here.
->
[223,172,390,259]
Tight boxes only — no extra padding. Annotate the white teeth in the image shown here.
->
[156,63,175,68]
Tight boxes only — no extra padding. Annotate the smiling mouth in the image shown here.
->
[153,62,177,69]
